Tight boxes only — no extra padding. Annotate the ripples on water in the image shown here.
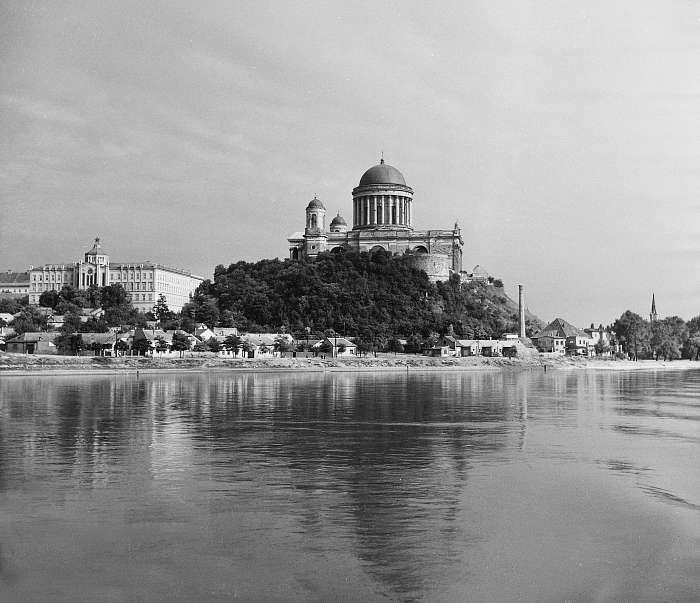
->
[1,369,699,601]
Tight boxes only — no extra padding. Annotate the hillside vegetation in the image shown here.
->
[192,249,539,349]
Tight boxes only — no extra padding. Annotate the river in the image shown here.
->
[0,369,699,601]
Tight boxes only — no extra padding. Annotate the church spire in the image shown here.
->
[650,293,658,323]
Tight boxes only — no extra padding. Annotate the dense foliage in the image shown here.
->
[613,310,700,360]
[187,250,526,349]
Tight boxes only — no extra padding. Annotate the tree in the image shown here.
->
[613,311,650,360]
[206,337,221,353]
[155,337,169,354]
[405,334,422,354]
[101,284,130,309]
[131,334,152,356]
[0,297,24,314]
[170,332,190,357]
[223,334,241,356]
[60,311,82,334]
[594,340,610,357]
[319,339,333,356]
[354,338,371,357]
[182,294,220,327]
[80,317,109,333]
[12,307,47,335]
[683,334,700,360]
[274,335,293,353]
[388,338,404,355]
[651,316,687,361]
[85,284,102,308]
[39,290,60,309]
[153,294,172,324]
[56,332,83,355]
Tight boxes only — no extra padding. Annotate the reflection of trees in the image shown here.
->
[0,376,156,492]
[0,370,534,600]
[179,371,518,599]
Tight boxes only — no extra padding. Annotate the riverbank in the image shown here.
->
[2,350,699,375]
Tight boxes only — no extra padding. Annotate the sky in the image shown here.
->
[1,0,699,327]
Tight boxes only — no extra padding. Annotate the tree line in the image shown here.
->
[613,311,700,361]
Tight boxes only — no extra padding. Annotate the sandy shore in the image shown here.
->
[2,351,699,376]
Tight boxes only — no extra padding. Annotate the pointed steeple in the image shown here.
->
[650,293,658,323]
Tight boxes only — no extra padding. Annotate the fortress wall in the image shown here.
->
[408,253,450,282]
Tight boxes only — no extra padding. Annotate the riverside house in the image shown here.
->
[5,332,59,354]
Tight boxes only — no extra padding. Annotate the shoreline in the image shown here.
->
[2,352,700,376]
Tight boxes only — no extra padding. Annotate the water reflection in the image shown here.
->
[0,368,699,601]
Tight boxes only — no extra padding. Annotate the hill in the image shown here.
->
[192,249,541,349]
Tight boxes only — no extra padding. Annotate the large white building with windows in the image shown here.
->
[287,159,463,281]
[28,238,204,312]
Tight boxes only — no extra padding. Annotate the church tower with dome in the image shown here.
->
[287,159,463,281]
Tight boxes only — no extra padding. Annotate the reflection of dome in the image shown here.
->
[359,159,406,186]
[330,214,346,227]
[306,196,326,210]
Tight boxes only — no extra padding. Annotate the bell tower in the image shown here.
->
[304,197,327,258]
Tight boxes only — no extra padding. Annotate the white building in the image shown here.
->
[27,238,204,313]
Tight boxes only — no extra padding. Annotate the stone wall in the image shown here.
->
[408,253,450,282]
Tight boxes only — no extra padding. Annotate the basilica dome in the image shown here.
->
[306,196,326,210]
[359,159,406,187]
[330,213,346,227]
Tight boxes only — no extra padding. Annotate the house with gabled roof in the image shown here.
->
[322,336,357,357]
[240,333,294,357]
[80,332,118,356]
[532,318,592,355]
[5,332,59,354]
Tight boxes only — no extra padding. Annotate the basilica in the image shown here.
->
[287,160,463,281]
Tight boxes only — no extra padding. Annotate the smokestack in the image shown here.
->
[518,284,525,338]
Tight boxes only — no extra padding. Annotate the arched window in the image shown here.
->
[311,214,317,228]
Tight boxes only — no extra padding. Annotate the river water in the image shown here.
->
[0,369,699,602]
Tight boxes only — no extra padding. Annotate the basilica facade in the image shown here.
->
[287,160,463,281]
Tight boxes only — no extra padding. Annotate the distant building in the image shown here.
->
[531,318,592,355]
[288,159,463,281]
[27,238,204,312]
[464,265,491,282]
[0,271,29,296]
[434,335,517,357]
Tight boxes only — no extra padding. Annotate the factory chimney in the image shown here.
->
[518,284,525,338]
